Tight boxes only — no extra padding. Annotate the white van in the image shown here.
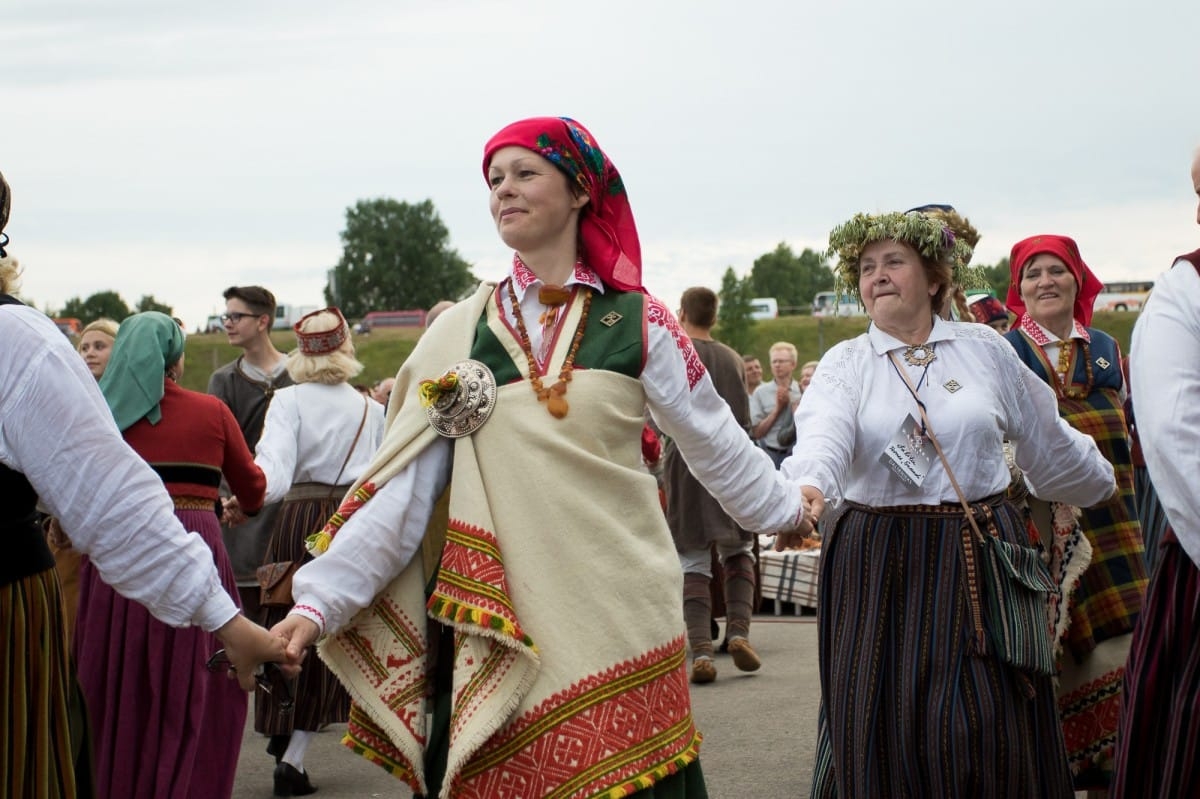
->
[812,291,866,317]
[749,297,778,320]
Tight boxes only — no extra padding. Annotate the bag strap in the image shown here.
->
[888,351,992,651]
[330,395,369,496]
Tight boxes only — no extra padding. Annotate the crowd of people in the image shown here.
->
[1,129,1197,799]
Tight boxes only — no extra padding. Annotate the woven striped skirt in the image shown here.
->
[1134,465,1172,571]
[1,566,92,798]
[809,500,1073,798]
[1110,529,1200,797]
[255,487,351,735]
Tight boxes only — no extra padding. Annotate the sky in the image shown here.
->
[4,0,1199,331]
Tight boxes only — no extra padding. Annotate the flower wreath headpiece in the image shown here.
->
[825,210,986,302]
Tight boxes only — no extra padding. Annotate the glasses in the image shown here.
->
[205,649,294,712]
[220,312,261,325]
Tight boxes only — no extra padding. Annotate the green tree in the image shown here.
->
[324,198,477,319]
[59,291,131,325]
[716,267,755,354]
[748,243,834,312]
[134,294,174,316]
[978,257,1011,299]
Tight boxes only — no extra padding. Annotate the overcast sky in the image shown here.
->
[4,0,1198,330]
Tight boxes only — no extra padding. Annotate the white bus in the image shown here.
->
[1093,280,1153,313]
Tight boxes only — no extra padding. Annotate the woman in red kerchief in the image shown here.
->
[268,117,812,798]
[1004,235,1147,793]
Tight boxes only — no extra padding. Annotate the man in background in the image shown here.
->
[742,354,763,395]
[665,287,762,684]
[750,342,801,468]
[208,285,292,618]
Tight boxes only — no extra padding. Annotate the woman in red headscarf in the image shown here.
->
[1004,234,1147,793]
[267,118,812,798]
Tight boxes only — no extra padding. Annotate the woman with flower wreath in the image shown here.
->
[1003,235,1148,792]
[269,117,812,798]
[786,211,1115,797]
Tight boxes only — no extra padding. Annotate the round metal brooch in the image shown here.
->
[423,359,497,438]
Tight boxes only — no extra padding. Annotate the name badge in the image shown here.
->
[880,413,932,489]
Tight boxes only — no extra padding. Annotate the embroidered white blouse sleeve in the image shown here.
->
[0,306,238,631]
[1131,261,1200,566]
[290,438,452,634]
[640,296,803,532]
[255,387,299,504]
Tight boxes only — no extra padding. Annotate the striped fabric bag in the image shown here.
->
[975,529,1058,676]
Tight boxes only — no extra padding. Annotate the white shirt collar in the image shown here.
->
[509,255,605,303]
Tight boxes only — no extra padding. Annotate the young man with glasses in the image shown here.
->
[207,286,293,614]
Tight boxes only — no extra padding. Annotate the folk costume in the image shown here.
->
[288,118,804,799]
[208,346,294,606]
[1004,234,1148,788]
[252,309,384,754]
[1111,250,1200,798]
[0,301,244,798]
[797,212,1116,798]
[74,312,265,799]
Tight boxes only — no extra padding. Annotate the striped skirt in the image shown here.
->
[809,501,1073,798]
[1134,465,1172,571]
[1,566,91,798]
[1110,530,1200,798]
[255,489,350,735]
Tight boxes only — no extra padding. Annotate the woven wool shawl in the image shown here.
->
[316,283,699,798]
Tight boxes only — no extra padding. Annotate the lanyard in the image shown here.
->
[888,350,934,435]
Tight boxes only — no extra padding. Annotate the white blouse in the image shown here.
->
[291,268,805,634]
[782,316,1115,510]
[1130,259,1200,566]
[255,382,386,504]
[0,305,238,631]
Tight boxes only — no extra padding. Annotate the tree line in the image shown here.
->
[45,198,1013,341]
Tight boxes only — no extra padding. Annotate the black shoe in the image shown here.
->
[266,734,291,764]
[274,762,317,797]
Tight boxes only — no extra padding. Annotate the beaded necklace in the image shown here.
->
[1053,339,1093,400]
[506,279,592,419]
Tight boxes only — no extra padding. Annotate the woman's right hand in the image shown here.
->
[272,614,322,669]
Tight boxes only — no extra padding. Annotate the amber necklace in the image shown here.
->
[506,278,592,419]
[1053,339,1093,400]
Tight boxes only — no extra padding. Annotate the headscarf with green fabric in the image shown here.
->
[99,311,185,431]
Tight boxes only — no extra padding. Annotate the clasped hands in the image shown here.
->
[775,485,825,551]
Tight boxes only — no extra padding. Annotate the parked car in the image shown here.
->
[812,291,866,317]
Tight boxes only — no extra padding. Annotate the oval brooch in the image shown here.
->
[417,359,497,438]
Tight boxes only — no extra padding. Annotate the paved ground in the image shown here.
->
[231,612,820,798]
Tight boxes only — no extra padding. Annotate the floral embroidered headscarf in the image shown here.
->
[1007,234,1104,327]
[483,117,643,293]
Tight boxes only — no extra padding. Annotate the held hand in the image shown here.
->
[212,615,292,692]
[44,517,73,550]
[801,485,826,525]
[221,497,248,527]
[271,614,322,672]
[775,384,790,407]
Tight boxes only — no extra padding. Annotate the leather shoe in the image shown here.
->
[728,637,762,672]
[690,658,717,684]
[274,762,317,797]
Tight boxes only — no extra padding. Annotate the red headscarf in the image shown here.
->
[1006,234,1104,327]
[483,117,643,293]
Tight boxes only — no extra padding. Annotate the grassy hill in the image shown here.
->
[178,311,1140,394]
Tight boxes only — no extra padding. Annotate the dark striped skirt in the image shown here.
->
[1111,530,1200,798]
[255,488,350,735]
[809,500,1073,798]
[1134,465,1172,571]
[1,566,90,798]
